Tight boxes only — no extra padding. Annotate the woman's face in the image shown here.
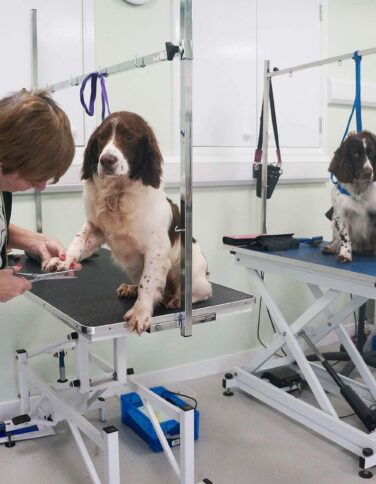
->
[0,165,47,192]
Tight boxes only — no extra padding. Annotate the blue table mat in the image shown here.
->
[244,242,376,278]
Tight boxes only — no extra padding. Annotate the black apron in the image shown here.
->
[1,191,12,268]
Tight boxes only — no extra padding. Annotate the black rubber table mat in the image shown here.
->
[19,249,252,329]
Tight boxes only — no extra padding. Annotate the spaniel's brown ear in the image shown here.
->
[364,131,376,180]
[133,130,163,188]
[365,130,376,149]
[329,140,353,183]
[81,129,99,180]
[328,144,343,176]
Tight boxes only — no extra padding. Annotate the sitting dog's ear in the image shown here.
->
[81,130,99,180]
[328,144,343,176]
[133,131,163,188]
[329,139,353,183]
[365,131,376,180]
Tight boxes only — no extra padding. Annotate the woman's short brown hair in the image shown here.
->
[0,89,75,183]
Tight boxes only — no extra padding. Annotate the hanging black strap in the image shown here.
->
[254,71,282,165]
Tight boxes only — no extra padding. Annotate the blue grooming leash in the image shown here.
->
[333,51,362,196]
[341,51,362,143]
[330,173,351,196]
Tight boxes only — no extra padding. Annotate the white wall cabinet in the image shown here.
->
[191,0,328,180]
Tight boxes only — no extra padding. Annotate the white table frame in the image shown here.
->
[225,246,376,471]
[3,328,199,484]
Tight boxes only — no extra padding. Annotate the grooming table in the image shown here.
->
[7,248,254,484]
[25,248,253,336]
[225,243,376,476]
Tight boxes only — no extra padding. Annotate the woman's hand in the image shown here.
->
[31,234,67,265]
[7,225,81,272]
[29,234,81,271]
[0,266,32,302]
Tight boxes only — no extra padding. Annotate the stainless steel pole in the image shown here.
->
[31,9,43,233]
[261,60,270,234]
[179,0,193,337]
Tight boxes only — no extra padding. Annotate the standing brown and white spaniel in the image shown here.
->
[323,130,376,262]
[45,111,212,333]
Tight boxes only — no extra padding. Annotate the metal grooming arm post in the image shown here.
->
[260,60,270,234]
[260,45,376,234]
[179,0,193,337]
[31,9,43,233]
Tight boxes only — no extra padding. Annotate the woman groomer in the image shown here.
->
[0,89,76,302]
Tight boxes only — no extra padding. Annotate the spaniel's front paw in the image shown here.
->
[337,251,352,263]
[42,256,76,272]
[124,302,152,334]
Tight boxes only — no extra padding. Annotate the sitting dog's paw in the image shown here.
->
[322,245,337,255]
[42,256,76,272]
[117,284,138,298]
[337,252,352,263]
[165,294,181,309]
[124,303,152,334]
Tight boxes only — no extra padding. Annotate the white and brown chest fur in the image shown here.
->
[84,176,175,283]
[327,131,376,258]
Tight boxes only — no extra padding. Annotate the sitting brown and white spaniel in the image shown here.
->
[45,111,212,333]
[322,130,376,262]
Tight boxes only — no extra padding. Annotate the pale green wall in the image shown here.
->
[1,0,376,402]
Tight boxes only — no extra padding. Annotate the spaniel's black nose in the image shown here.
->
[100,154,117,171]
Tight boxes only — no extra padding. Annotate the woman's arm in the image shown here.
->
[8,223,66,260]
[8,224,81,270]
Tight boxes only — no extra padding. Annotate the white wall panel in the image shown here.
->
[0,0,91,147]
[192,0,257,148]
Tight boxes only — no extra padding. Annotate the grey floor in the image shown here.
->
[0,372,370,484]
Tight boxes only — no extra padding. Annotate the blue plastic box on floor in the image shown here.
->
[120,386,200,452]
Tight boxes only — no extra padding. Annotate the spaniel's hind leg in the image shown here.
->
[163,271,181,309]
[117,284,138,298]
[165,293,181,309]
[322,241,340,255]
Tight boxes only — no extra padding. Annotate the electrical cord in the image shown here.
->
[162,390,198,410]
[349,293,358,339]
[256,272,287,357]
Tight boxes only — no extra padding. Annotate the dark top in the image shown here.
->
[1,191,12,268]
[23,248,253,330]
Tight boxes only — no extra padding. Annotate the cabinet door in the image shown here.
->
[192,0,323,151]
[192,0,257,148]
[257,0,323,148]
[0,0,90,147]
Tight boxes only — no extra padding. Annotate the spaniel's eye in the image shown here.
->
[126,133,134,141]
[353,152,361,159]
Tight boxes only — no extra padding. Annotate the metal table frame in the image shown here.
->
[225,245,376,473]
[9,328,198,484]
